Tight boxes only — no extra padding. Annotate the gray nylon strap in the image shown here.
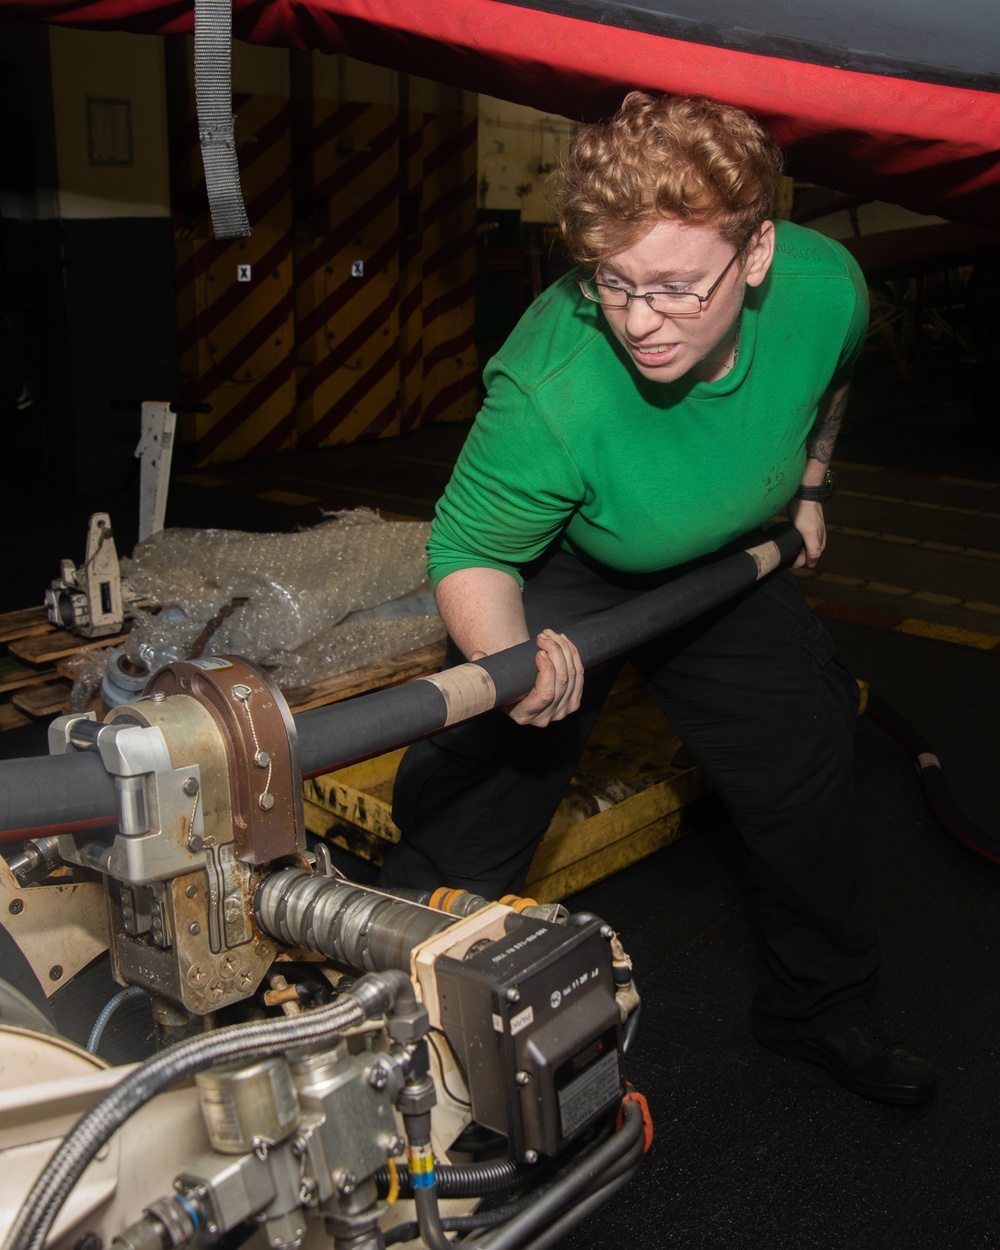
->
[194,0,251,239]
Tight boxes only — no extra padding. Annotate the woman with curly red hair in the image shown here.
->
[380,92,934,1106]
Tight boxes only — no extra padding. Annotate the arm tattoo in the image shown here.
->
[807,389,849,465]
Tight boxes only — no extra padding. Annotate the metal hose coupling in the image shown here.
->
[350,967,430,1043]
[254,867,455,973]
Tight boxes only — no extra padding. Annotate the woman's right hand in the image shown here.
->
[472,628,585,727]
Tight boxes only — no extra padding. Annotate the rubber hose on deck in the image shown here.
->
[866,692,1000,869]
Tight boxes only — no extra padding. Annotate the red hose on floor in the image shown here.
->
[865,692,1000,870]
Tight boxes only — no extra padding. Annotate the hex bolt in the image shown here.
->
[506,987,520,1004]
[601,924,615,939]
[8,899,23,916]
[187,834,204,853]
[259,793,276,811]
[524,1150,539,1164]
[255,750,271,768]
[182,777,199,797]
[368,1064,389,1090]
[387,1135,406,1156]
[49,965,63,982]
[335,1171,358,1196]
[224,897,243,920]
[515,1070,531,1086]
[152,691,167,702]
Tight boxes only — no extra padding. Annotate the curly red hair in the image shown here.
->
[549,92,783,265]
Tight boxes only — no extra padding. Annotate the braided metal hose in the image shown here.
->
[5,970,413,1250]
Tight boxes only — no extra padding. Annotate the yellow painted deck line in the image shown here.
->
[795,566,1000,616]
[803,595,1000,653]
[896,619,1000,651]
[804,520,1000,560]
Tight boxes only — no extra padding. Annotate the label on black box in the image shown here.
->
[510,1005,535,1036]
[557,1050,621,1138]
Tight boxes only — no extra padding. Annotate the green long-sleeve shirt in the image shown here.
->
[428,220,868,588]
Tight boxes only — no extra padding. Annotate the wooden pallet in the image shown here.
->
[0,606,120,729]
[0,604,447,731]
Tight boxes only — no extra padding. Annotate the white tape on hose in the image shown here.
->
[420,664,498,726]
[747,539,781,580]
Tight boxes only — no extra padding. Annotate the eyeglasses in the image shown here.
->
[578,246,745,317]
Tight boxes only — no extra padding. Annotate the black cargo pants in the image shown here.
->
[380,547,880,1040]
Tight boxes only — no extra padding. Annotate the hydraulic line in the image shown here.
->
[514,1164,642,1250]
[464,1098,646,1250]
[4,969,415,1250]
[0,524,803,840]
[376,1156,534,1200]
[622,995,642,1055]
[86,985,147,1054]
[866,692,1000,869]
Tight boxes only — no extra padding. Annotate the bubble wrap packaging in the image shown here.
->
[118,511,444,692]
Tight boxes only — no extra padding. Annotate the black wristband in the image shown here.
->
[794,468,835,503]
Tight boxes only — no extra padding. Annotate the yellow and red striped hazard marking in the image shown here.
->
[296,101,404,448]
[173,93,478,463]
[402,110,478,432]
[174,93,297,466]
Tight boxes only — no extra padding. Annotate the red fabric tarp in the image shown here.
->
[4,0,999,227]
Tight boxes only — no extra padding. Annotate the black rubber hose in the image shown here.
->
[865,692,1000,869]
[0,525,803,838]
[622,993,642,1056]
[510,1164,642,1250]
[384,1194,539,1246]
[0,753,119,842]
[294,525,803,777]
[385,1106,633,1243]
[462,1100,646,1250]
[376,1156,535,1200]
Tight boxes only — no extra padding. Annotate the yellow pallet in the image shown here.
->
[303,667,710,903]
